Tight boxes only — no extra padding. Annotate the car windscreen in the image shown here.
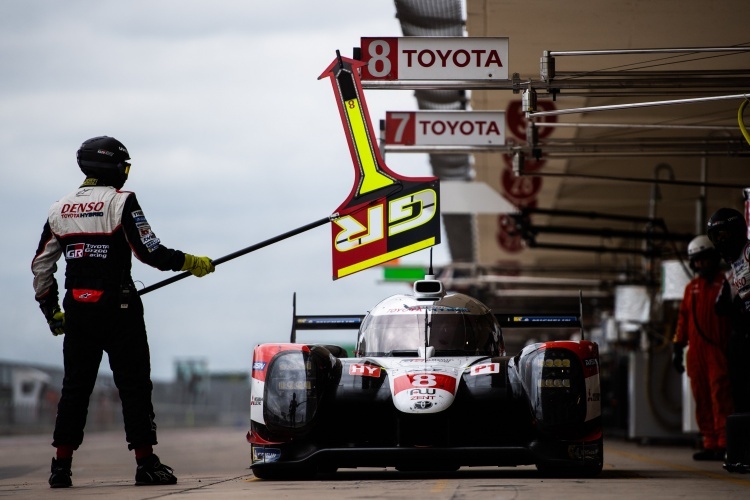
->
[357,309,499,357]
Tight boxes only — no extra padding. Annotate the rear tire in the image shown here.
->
[536,436,604,477]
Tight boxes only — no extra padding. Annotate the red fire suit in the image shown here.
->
[674,272,733,450]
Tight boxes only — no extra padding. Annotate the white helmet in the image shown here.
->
[687,235,714,258]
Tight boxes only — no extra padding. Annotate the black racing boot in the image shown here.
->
[49,457,72,488]
[693,448,726,461]
[135,454,177,485]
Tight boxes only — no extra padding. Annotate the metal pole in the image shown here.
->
[535,122,737,132]
[553,69,750,77]
[547,47,750,57]
[522,207,666,224]
[525,224,692,242]
[528,93,749,118]
[528,171,745,189]
[138,214,336,296]
[696,158,707,235]
[526,241,659,257]
[541,151,750,158]
[383,145,749,158]
[361,79,516,90]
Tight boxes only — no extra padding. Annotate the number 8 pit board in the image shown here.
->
[361,37,509,81]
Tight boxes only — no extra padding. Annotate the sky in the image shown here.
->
[1,1,454,381]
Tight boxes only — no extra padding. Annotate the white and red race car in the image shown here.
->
[247,276,602,479]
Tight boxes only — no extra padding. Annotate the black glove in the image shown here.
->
[39,299,65,336]
[672,344,685,374]
[46,306,65,336]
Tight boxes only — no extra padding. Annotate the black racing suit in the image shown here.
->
[32,179,186,450]
[716,242,750,413]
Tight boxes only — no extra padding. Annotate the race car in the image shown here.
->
[246,275,602,479]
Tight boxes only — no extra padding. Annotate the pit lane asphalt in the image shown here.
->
[1,426,748,499]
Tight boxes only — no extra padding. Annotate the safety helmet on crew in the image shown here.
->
[687,235,714,258]
[687,235,720,275]
[706,207,748,261]
[76,136,131,188]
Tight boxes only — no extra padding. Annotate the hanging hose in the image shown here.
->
[739,97,750,146]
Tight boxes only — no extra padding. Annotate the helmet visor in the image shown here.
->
[710,228,745,260]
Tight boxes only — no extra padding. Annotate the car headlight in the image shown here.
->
[263,348,336,436]
[523,348,586,427]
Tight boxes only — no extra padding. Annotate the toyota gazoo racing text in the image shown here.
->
[246,276,602,479]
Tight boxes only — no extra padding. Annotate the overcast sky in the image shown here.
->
[1,1,454,380]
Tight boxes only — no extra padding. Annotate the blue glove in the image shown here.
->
[47,307,65,336]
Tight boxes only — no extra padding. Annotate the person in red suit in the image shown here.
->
[672,235,733,461]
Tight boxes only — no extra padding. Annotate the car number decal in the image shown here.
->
[393,372,457,395]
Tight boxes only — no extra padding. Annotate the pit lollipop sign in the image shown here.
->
[319,53,441,280]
